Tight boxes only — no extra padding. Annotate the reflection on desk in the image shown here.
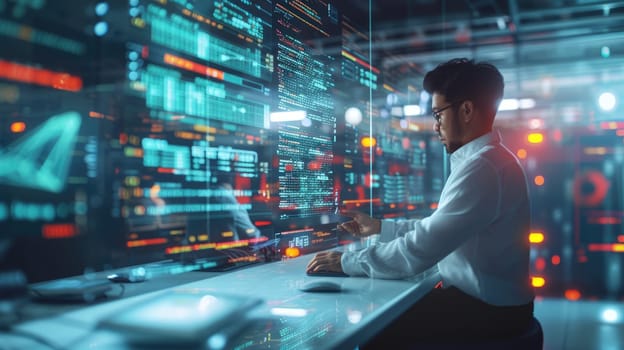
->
[6,252,440,350]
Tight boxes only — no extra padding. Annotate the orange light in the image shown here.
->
[516,148,527,159]
[10,121,26,133]
[531,276,546,288]
[551,255,561,265]
[564,289,581,301]
[527,133,544,144]
[284,246,301,258]
[534,175,545,186]
[126,237,168,248]
[361,136,377,148]
[163,53,224,80]
[529,232,544,243]
[342,198,381,205]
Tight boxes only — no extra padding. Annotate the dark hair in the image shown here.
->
[423,58,504,119]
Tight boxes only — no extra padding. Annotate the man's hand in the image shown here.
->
[306,251,344,274]
[337,210,381,237]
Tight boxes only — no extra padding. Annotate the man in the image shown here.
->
[306,58,535,346]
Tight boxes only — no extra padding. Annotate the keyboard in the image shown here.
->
[306,270,349,277]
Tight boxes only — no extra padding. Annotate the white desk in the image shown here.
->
[6,254,440,350]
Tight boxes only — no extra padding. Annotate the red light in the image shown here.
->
[618,235,624,243]
[564,289,581,301]
[535,257,546,271]
[402,137,411,150]
[42,224,77,239]
[253,220,272,227]
[551,255,561,265]
[0,60,82,91]
[573,171,609,207]
[552,129,562,142]
[589,216,621,225]
[588,243,624,252]
[307,160,321,171]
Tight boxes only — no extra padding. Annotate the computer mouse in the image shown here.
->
[299,280,342,293]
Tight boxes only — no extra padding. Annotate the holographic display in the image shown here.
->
[0,0,442,282]
[0,112,81,193]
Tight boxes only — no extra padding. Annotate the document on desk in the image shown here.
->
[98,290,263,344]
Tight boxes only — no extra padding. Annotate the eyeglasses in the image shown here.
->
[432,101,461,123]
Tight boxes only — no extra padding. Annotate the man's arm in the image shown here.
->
[341,160,500,278]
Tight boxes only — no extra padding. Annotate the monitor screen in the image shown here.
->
[0,0,443,283]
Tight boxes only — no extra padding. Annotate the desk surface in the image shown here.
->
[6,253,440,350]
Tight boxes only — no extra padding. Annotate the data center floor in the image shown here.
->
[535,297,624,349]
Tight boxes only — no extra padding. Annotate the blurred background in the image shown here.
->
[343,0,624,301]
[0,0,622,305]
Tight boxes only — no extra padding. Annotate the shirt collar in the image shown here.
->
[450,130,501,172]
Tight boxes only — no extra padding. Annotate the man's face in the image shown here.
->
[432,93,464,154]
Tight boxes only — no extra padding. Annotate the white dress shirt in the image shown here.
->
[341,131,535,306]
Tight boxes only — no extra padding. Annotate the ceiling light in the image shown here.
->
[270,110,306,122]
[345,107,363,125]
[403,105,421,117]
[598,92,616,112]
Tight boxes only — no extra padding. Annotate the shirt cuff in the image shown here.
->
[341,220,396,276]
[341,250,366,276]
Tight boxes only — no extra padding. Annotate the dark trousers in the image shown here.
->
[362,286,534,349]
